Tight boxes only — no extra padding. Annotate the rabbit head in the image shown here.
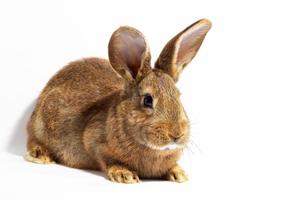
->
[108,19,211,151]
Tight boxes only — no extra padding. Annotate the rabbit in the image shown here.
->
[25,19,212,183]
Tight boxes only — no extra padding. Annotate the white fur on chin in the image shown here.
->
[145,142,184,151]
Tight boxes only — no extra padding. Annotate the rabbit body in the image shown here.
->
[27,58,122,169]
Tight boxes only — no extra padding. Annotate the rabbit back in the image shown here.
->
[27,57,124,168]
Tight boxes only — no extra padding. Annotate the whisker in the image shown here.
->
[190,140,202,153]
[185,144,195,155]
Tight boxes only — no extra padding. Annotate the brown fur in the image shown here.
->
[26,19,211,183]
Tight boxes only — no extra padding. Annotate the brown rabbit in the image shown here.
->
[25,19,212,183]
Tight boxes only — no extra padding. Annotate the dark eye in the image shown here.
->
[143,94,153,108]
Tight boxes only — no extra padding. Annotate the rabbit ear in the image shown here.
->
[109,26,152,83]
[155,19,211,82]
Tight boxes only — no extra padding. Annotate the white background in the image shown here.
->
[0,0,299,199]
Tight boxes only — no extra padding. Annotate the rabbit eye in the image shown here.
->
[143,94,153,108]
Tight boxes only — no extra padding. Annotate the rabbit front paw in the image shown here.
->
[107,165,140,184]
[166,165,188,183]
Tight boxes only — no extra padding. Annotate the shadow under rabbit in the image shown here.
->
[6,99,36,156]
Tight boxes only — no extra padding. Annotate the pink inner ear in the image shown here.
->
[119,32,146,78]
[177,26,207,65]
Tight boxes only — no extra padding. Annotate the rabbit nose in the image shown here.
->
[170,134,183,142]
